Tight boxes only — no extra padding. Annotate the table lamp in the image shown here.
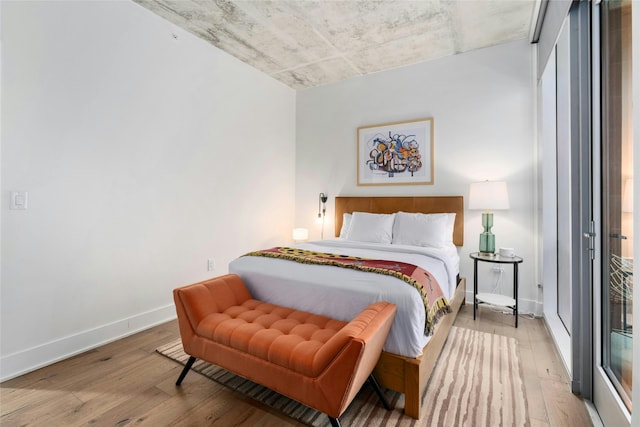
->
[469,181,510,255]
[292,228,309,242]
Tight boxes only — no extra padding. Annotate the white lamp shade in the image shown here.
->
[292,228,309,241]
[469,181,510,210]
[623,179,633,213]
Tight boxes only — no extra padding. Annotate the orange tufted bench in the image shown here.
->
[173,273,397,427]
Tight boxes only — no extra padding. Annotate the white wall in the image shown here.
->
[1,0,296,380]
[295,39,538,312]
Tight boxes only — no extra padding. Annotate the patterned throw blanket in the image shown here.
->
[244,247,451,335]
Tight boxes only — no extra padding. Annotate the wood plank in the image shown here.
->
[519,345,551,425]
[80,386,171,426]
[1,388,83,426]
[133,372,226,425]
[540,377,592,427]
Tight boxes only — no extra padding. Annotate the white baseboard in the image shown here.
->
[465,291,543,317]
[0,304,176,382]
[542,313,572,377]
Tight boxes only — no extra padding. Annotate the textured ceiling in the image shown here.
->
[134,0,536,89]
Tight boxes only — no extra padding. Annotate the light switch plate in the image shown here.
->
[10,191,28,210]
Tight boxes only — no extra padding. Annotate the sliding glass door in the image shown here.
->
[594,0,633,424]
[539,1,634,423]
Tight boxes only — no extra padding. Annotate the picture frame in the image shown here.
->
[357,117,434,186]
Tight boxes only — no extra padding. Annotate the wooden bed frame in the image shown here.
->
[334,196,466,419]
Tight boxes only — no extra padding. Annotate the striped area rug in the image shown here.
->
[156,327,530,426]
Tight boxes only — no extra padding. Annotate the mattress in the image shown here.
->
[228,240,460,358]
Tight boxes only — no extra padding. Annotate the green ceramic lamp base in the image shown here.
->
[479,212,495,254]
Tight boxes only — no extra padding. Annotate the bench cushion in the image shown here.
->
[196,299,349,376]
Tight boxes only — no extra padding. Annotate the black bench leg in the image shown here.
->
[327,375,389,426]
[176,356,196,385]
[369,374,392,410]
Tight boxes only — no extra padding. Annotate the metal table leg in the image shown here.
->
[473,258,478,320]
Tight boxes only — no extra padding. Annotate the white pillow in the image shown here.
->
[346,212,395,244]
[392,212,456,247]
[339,213,352,239]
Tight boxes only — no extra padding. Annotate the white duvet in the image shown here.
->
[228,240,460,358]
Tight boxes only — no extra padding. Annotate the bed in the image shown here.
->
[228,196,466,419]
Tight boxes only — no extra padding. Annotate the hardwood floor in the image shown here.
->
[458,305,594,427]
[1,304,593,426]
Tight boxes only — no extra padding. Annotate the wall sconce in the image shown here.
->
[317,192,328,239]
[292,228,309,242]
[469,181,510,255]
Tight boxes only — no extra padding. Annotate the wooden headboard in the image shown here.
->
[334,196,464,246]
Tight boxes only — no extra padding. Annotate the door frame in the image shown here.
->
[565,0,593,398]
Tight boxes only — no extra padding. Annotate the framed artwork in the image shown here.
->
[357,118,434,186]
